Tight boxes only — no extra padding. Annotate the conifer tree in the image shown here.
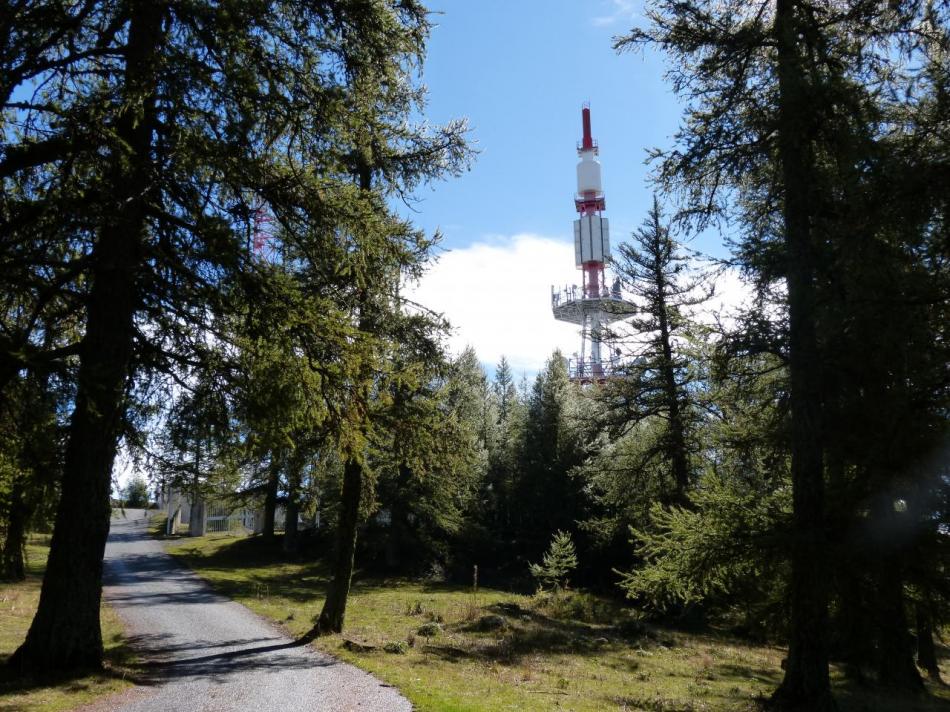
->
[619,0,949,704]
[4,0,469,672]
[600,198,709,504]
[511,352,588,561]
[530,530,578,592]
[494,356,518,424]
[374,346,488,571]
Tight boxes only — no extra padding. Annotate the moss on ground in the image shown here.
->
[0,536,136,712]
[166,530,950,712]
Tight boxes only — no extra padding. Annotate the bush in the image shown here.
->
[384,640,409,654]
[416,622,442,637]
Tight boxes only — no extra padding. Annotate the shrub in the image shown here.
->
[417,622,442,637]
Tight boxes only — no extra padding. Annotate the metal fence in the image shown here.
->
[205,504,287,534]
[206,503,253,534]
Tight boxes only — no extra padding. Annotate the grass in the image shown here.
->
[164,529,950,712]
[0,535,136,712]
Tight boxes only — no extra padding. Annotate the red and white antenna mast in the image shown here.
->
[252,203,278,262]
[551,105,634,383]
[574,105,608,300]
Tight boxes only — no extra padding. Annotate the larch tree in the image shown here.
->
[614,0,946,707]
[4,0,468,672]
[9,2,167,672]
[307,11,472,632]
[373,346,488,572]
[0,362,67,581]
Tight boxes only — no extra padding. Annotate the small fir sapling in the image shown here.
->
[530,530,578,591]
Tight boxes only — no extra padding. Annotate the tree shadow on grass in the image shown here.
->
[0,636,142,698]
[832,678,950,712]
[712,661,782,688]
[168,534,410,605]
[416,601,665,666]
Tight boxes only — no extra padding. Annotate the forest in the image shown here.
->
[1,1,948,711]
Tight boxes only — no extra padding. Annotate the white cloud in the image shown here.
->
[409,235,757,374]
[692,264,757,328]
[591,0,639,27]
[409,234,582,373]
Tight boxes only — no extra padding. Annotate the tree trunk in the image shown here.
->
[384,463,411,569]
[282,464,300,554]
[261,461,279,541]
[283,497,299,553]
[874,559,923,690]
[834,558,873,682]
[916,601,941,681]
[188,460,204,537]
[656,286,689,501]
[770,1,834,708]
[310,457,363,635]
[827,459,872,681]
[1,478,28,581]
[304,157,374,639]
[870,494,924,691]
[7,2,162,674]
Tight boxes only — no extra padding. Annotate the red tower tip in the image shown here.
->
[581,107,593,150]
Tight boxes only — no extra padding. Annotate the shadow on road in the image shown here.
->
[124,633,332,683]
[104,520,334,686]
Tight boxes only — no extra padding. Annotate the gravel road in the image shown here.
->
[102,511,411,712]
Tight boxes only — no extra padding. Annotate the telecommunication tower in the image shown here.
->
[551,106,635,383]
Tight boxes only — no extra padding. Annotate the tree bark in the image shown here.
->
[304,157,374,639]
[870,495,924,691]
[1,478,28,581]
[282,460,301,554]
[261,460,279,540]
[874,560,923,690]
[834,558,873,682]
[655,271,689,501]
[311,457,363,635]
[384,463,411,569]
[8,1,163,673]
[770,1,834,708]
[827,459,872,681]
[283,496,299,553]
[916,601,941,681]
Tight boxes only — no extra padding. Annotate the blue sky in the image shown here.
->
[413,0,682,250]
[406,2,744,376]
